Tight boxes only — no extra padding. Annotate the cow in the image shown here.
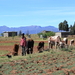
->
[57,38,69,49]
[70,39,74,46]
[62,38,68,45]
[48,36,61,49]
[12,44,19,56]
[26,39,34,54]
[59,41,65,48]
[37,41,44,53]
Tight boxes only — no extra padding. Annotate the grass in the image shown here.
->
[0,49,75,74]
[0,49,60,63]
[0,35,75,74]
[0,50,9,56]
[0,34,48,41]
[0,42,18,46]
[52,70,65,75]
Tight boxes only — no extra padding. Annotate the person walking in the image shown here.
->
[20,33,26,56]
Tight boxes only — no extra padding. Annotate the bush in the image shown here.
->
[37,31,55,38]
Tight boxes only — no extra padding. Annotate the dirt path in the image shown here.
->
[0,41,48,56]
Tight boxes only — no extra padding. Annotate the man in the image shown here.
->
[20,33,26,56]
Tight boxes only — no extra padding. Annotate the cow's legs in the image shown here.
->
[27,48,30,54]
[27,48,33,54]
[30,48,33,54]
[55,42,57,49]
[51,44,53,49]
[42,46,44,50]
[48,42,50,49]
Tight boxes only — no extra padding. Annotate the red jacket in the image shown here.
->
[20,37,26,47]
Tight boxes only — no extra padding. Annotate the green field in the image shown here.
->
[0,35,75,75]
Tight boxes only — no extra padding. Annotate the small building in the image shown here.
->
[41,30,51,33]
[55,31,70,38]
[3,31,17,37]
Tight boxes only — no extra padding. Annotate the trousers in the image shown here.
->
[22,46,26,56]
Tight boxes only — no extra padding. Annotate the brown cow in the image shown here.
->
[12,44,19,56]
[26,39,34,54]
[37,41,44,53]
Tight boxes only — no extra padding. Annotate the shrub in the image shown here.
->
[37,31,55,38]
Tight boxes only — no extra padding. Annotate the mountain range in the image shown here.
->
[0,25,59,34]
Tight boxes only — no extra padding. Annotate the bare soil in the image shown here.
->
[0,41,48,56]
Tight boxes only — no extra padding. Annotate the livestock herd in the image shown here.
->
[11,36,74,56]
[48,36,74,49]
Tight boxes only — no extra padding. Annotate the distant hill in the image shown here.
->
[0,25,59,34]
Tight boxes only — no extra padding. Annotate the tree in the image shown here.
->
[72,23,75,34]
[59,22,63,30]
[70,22,75,35]
[58,20,69,31]
[69,25,73,35]
[63,20,69,31]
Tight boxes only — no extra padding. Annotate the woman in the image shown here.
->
[20,33,26,56]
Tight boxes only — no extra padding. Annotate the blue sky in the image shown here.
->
[0,0,75,28]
